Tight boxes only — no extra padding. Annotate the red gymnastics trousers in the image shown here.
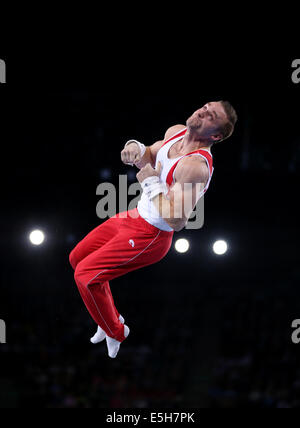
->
[69,208,174,342]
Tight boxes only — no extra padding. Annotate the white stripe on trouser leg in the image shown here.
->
[86,231,162,339]
[86,286,115,337]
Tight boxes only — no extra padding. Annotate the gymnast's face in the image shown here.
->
[186,102,227,142]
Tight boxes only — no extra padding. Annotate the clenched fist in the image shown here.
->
[136,162,162,183]
[121,141,142,166]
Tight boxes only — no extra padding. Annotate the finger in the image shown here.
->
[134,153,141,164]
[123,154,133,166]
[125,152,132,165]
[121,151,127,164]
[129,152,138,164]
[122,151,128,163]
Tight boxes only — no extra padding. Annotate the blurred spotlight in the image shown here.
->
[175,238,190,253]
[213,240,228,255]
[127,169,136,182]
[29,229,45,246]
[66,234,76,244]
[99,168,112,180]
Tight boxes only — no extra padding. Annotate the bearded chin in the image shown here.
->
[188,118,202,132]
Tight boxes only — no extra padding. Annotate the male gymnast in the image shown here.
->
[69,101,237,358]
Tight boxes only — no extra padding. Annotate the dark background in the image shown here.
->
[0,46,300,408]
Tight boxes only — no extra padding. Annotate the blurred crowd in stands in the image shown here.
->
[1,266,299,408]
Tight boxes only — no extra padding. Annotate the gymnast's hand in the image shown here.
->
[136,162,162,183]
[121,141,142,166]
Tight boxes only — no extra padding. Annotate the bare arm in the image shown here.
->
[152,156,209,231]
[134,141,163,169]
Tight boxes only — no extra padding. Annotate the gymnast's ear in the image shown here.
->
[211,133,223,144]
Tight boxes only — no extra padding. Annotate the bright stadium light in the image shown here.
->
[175,238,190,253]
[213,240,228,255]
[29,229,45,246]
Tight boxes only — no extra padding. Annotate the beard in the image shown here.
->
[187,115,202,132]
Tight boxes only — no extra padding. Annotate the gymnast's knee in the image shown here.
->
[73,260,85,286]
[74,260,96,289]
[69,247,79,270]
